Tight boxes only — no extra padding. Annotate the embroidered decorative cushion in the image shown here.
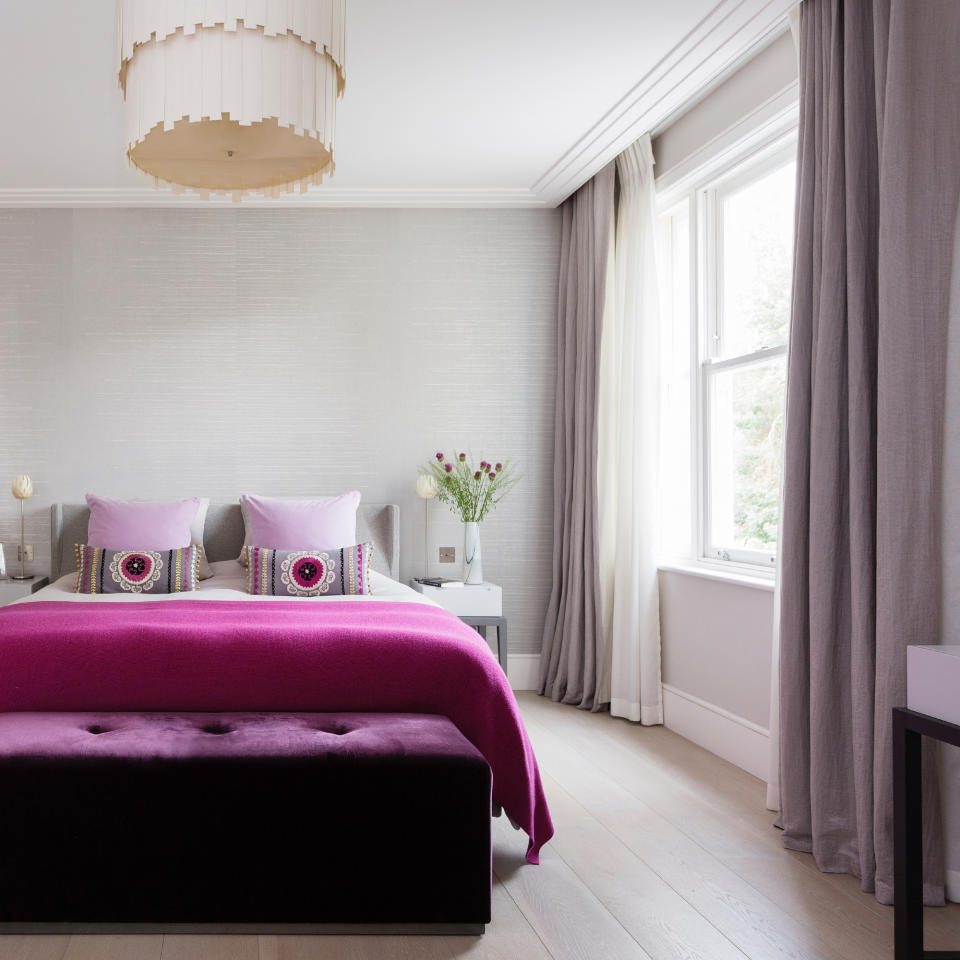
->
[246,543,373,597]
[75,544,201,595]
[85,494,213,580]
[238,492,361,566]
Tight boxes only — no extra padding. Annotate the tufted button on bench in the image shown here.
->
[0,711,492,930]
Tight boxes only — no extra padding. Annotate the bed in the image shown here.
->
[0,501,554,929]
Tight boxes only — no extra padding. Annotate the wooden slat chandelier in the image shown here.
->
[117,0,346,200]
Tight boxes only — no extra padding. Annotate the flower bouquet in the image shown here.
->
[420,452,519,583]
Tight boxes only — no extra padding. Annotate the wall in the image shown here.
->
[652,29,796,781]
[660,572,773,727]
[659,571,774,779]
[0,208,561,671]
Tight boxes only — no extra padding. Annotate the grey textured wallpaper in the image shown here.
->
[0,208,561,655]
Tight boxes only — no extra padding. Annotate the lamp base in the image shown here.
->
[9,574,34,581]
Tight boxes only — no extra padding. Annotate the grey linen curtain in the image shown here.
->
[539,162,615,710]
[778,0,960,905]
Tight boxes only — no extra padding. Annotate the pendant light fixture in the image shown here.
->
[117,0,346,200]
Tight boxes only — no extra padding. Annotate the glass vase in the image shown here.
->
[463,521,483,585]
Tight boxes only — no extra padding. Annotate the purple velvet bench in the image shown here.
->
[0,711,491,932]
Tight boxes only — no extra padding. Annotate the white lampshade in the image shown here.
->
[416,474,438,500]
[117,0,346,199]
[11,475,33,500]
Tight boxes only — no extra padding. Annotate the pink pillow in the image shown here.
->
[240,492,361,551]
[86,494,201,551]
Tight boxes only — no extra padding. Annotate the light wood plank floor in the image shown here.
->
[3,692,959,960]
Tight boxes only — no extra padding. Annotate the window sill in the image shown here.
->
[657,560,775,592]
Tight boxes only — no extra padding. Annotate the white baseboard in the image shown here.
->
[662,683,770,782]
[508,654,540,691]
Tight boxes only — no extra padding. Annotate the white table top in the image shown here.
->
[409,579,502,617]
[0,576,48,603]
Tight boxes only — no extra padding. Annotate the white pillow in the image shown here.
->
[192,498,213,580]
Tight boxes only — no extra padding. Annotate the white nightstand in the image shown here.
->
[0,577,49,607]
[410,580,507,669]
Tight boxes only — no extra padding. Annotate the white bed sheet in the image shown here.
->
[13,560,437,607]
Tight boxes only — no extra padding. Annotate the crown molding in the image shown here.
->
[0,0,795,211]
[0,187,549,209]
[529,0,797,207]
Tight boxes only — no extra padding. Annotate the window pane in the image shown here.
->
[718,161,796,359]
[657,204,692,558]
[707,356,785,556]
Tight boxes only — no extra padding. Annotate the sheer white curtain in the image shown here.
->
[766,5,802,813]
[596,134,663,724]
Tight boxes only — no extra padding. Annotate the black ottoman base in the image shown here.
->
[0,922,486,936]
[0,712,492,929]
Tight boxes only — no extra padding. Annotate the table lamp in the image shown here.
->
[11,475,33,581]
[416,474,438,575]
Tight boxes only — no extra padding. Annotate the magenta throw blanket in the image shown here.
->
[0,599,553,862]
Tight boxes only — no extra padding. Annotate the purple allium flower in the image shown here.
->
[459,452,467,461]
[445,463,453,473]
[480,460,488,469]
[435,452,444,461]
[489,471,496,480]
[474,471,482,480]
[495,462,503,471]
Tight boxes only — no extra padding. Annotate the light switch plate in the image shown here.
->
[18,545,33,562]
[439,546,455,563]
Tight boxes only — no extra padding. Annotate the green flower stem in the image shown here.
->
[420,455,520,523]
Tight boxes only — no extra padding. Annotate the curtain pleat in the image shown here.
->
[778,0,960,905]
[940,201,960,902]
[539,163,615,710]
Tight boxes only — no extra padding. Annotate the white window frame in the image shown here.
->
[656,106,798,576]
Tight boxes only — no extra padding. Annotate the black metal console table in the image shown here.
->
[893,706,960,959]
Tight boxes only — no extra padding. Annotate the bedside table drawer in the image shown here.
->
[410,581,502,617]
[0,577,49,607]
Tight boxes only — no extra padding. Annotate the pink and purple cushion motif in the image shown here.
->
[246,543,373,597]
[74,544,200,595]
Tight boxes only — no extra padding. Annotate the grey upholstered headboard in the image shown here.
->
[50,502,400,582]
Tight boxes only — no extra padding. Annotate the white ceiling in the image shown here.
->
[0,0,793,207]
